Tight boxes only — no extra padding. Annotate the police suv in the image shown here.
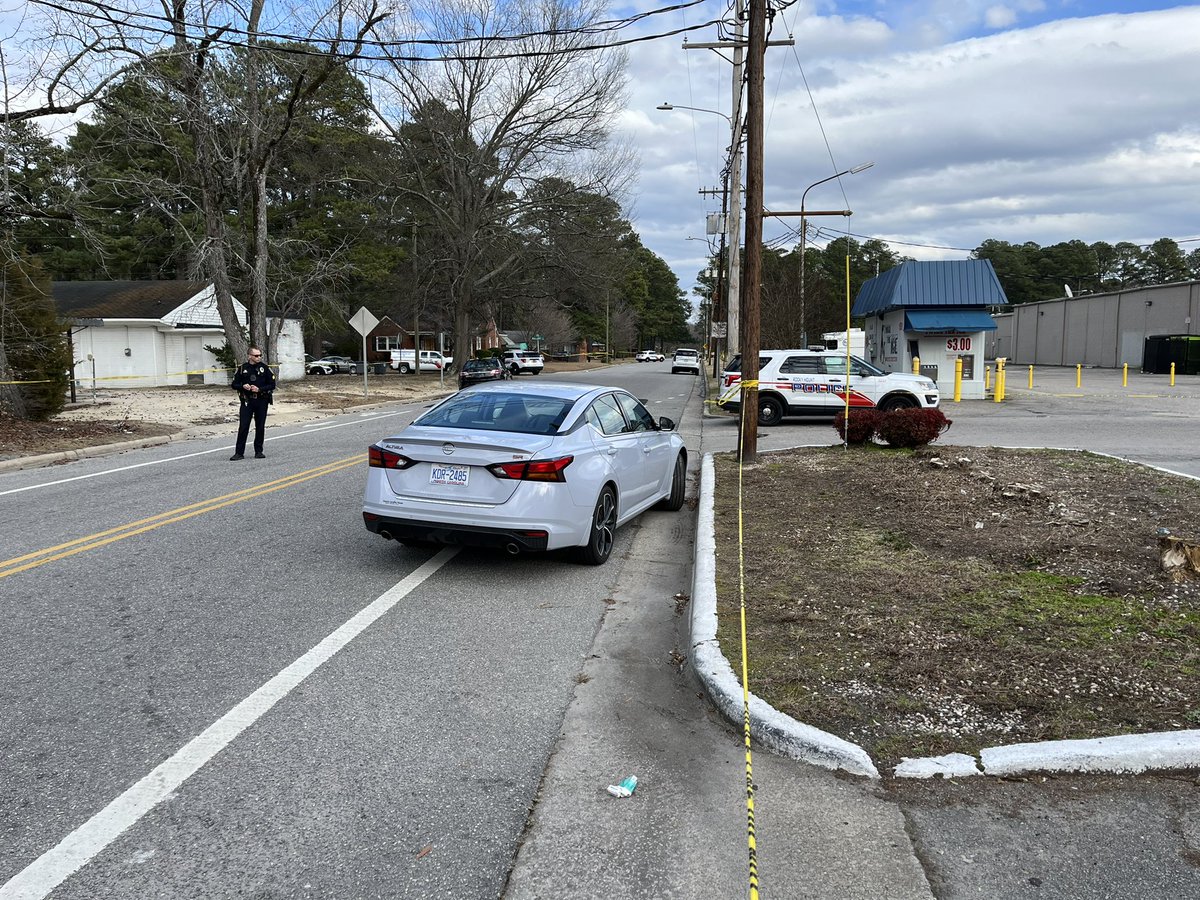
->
[718,349,939,426]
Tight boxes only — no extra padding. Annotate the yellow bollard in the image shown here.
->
[912,356,920,376]
[985,365,991,391]
[953,357,963,403]
[1028,365,1033,389]
[1171,362,1176,386]
[1122,362,1128,387]
[1076,364,1081,388]
[999,365,1007,402]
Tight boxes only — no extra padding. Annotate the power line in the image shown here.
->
[28,0,732,63]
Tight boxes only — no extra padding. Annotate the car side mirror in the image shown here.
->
[658,416,675,431]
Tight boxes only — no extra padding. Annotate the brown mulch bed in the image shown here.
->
[713,446,1200,770]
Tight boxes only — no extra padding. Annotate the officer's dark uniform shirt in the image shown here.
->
[232,360,276,403]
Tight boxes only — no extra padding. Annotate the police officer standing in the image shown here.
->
[230,347,276,460]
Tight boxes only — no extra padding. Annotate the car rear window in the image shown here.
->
[416,392,572,435]
[724,354,773,373]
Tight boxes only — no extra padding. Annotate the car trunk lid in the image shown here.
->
[375,428,556,505]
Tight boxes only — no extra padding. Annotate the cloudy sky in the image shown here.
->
[615,1,1200,299]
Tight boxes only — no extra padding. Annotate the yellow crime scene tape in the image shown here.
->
[735,378,761,900]
[0,454,363,579]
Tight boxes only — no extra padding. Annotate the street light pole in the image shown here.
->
[657,101,741,363]
[792,162,873,346]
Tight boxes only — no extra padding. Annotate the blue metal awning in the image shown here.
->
[905,309,997,333]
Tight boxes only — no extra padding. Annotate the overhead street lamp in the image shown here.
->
[795,162,873,346]
[656,101,742,371]
[768,160,873,348]
[655,102,731,126]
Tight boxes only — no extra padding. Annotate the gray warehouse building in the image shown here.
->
[987,280,1200,370]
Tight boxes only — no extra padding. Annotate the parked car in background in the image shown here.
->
[458,357,509,389]
[501,349,544,375]
[362,382,688,565]
[718,349,940,426]
[308,356,357,375]
[635,350,664,362]
[671,348,701,375]
[390,349,452,374]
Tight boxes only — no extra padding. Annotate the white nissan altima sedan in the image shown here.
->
[362,381,688,564]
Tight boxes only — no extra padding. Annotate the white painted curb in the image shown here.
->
[690,453,880,779]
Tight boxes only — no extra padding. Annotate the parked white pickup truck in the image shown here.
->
[389,349,452,374]
[501,349,544,375]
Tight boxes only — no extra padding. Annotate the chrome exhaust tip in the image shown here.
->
[379,530,392,541]
[504,542,521,556]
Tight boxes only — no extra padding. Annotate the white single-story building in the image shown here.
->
[52,281,304,388]
[852,260,1005,400]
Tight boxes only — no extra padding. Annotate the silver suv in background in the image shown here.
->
[671,348,701,375]
[718,350,939,426]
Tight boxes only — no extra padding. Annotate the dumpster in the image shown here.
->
[1143,335,1200,376]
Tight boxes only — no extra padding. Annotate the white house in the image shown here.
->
[52,281,304,388]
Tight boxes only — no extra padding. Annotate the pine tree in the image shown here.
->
[0,258,70,420]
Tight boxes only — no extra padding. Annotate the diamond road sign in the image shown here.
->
[348,306,379,336]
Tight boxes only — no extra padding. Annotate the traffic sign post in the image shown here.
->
[349,306,380,398]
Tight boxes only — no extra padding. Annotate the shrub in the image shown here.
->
[876,407,952,448]
[832,408,882,444]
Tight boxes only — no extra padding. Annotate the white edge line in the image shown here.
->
[0,547,458,900]
[0,408,418,498]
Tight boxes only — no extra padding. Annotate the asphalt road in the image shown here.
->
[4,362,1199,899]
[0,373,693,899]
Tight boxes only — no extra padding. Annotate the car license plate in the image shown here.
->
[429,463,469,487]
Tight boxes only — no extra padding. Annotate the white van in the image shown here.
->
[389,349,452,374]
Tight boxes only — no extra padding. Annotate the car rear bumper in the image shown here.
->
[363,512,550,552]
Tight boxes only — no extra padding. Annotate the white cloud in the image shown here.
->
[625,6,1200,292]
[984,6,1019,29]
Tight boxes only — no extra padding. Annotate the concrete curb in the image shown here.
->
[692,448,1200,781]
[690,453,881,779]
[0,433,178,474]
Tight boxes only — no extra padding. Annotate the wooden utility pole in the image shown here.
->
[738,0,766,464]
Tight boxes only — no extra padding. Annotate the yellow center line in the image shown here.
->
[0,455,364,579]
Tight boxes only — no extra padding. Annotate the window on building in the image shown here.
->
[375,335,401,352]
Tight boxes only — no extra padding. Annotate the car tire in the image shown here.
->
[758,395,784,427]
[532,368,542,375]
[881,395,918,412]
[578,486,617,565]
[659,453,686,511]
[349,365,358,375]
[509,363,521,375]
[399,363,411,374]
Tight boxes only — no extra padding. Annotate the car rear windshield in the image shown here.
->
[464,359,497,371]
[416,392,573,435]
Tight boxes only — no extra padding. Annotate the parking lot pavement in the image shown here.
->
[938,365,1200,478]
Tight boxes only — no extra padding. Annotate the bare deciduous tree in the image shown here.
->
[365,0,630,364]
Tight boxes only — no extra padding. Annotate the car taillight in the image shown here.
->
[368,445,416,469]
[487,456,573,482]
